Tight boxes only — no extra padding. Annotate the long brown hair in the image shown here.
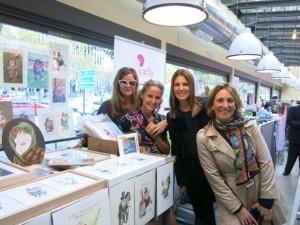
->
[169,69,201,118]
[206,83,243,119]
[111,67,138,118]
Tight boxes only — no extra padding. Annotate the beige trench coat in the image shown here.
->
[197,120,287,225]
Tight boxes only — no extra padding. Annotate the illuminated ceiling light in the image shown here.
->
[143,0,208,26]
[227,28,262,60]
[292,29,297,40]
[256,52,281,73]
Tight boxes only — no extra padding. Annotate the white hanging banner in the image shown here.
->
[113,36,166,86]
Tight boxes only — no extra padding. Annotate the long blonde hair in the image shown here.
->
[111,67,138,119]
[169,69,201,118]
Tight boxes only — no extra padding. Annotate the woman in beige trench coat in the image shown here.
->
[196,84,286,225]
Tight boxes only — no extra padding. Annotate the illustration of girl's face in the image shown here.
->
[14,130,32,155]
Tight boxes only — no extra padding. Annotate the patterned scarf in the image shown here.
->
[214,118,259,185]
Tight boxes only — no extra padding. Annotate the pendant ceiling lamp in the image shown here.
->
[271,65,290,79]
[256,52,281,73]
[227,28,262,60]
[142,0,208,26]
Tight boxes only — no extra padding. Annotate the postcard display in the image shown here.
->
[76,153,174,225]
[0,171,108,225]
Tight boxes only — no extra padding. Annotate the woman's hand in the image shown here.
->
[251,203,272,221]
[236,207,258,225]
[145,120,167,137]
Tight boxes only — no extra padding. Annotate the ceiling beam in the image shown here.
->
[228,0,298,9]
[240,10,299,18]
[269,46,300,49]
[243,18,300,26]
[254,27,300,32]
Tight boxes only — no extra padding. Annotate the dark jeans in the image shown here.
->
[284,142,300,174]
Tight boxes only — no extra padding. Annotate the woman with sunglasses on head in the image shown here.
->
[167,69,216,225]
[97,67,139,126]
[119,79,169,154]
[196,83,286,225]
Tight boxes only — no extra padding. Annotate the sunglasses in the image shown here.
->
[118,80,137,87]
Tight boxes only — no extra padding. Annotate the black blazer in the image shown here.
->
[167,106,210,187]
[287,105,300,144]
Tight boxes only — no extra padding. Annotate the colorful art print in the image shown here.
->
[44,149,108,162]
[52,78,66,103]
[110,178,134,225]
[12,103,36,123]
[2,118,45,166]
[0,101,13,146]
[27,52,49,89]
[37,108,57,140]
[40,172,96,193]
[117,133,139,155]
[3,182,59,205]
[52,189,110,225]
[90,121,123,141]
[134,170,155,225]
[49,43,69,75]
[56,108,74,133]
[156,163,174,216]
[3,52,23,84]
[0,193,25,218]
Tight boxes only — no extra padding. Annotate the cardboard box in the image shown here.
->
[88,136,119,155]
[0,170,106,225]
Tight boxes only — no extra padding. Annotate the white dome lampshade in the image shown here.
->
[227,28,262,60]
[256,52,281,73]
[143,0,208,26]
[271,64,290,79]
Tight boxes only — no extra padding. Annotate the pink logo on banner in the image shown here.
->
[137,54,145,67]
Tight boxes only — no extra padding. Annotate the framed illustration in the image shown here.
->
[40,172,96,193]
[156,162,174,216]
[0,101,13,147]
[0,171,106,225]
[52,188,110,225]
[27,52,49,89]
[0,193,25,219]
[2,51,24,85]
[2,118,45,166]
[77,153,165,187]
[44,148,111,163]
[117,133,139,155]
[109,178,134,225]
[135,170,156,225]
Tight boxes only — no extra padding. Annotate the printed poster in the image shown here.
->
[134,170,156,225]
[114,36,166,86]
[0,101,13,147]
[49,43,69,76]
[27,52,49,89]
[52,188,111,225]
[2,51,25,86]
[156,162,174,216]
[37,107,75,141]
[109,178,135,225]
